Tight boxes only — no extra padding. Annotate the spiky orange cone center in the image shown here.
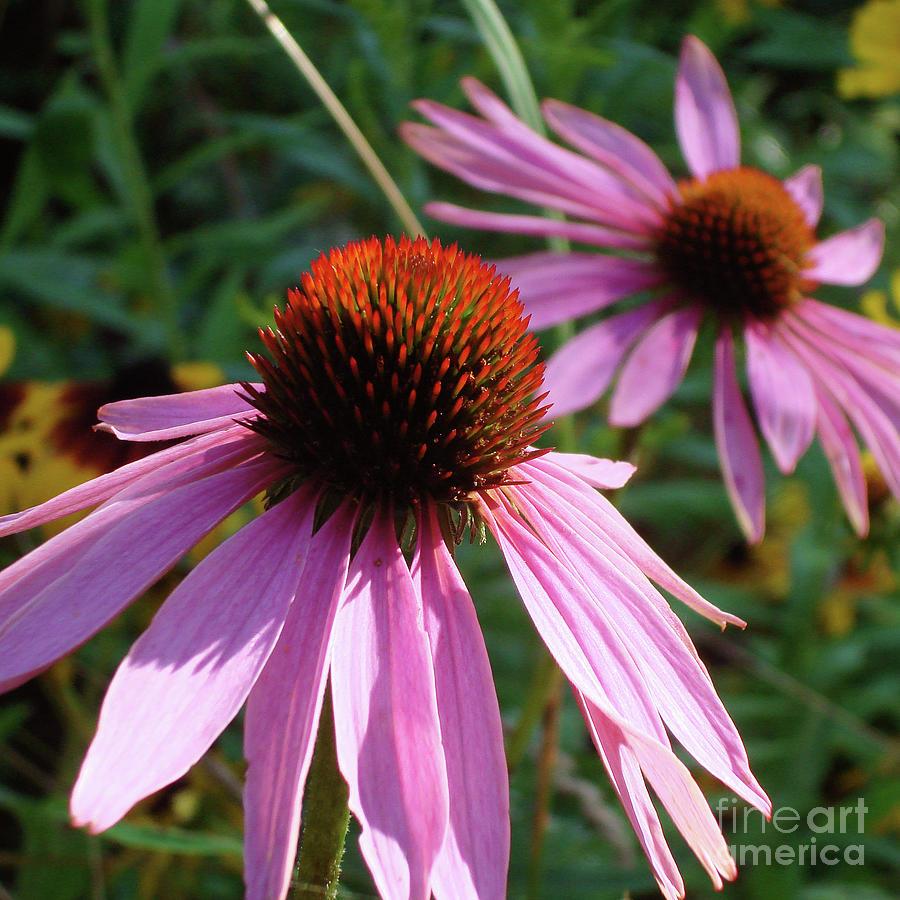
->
[242,236,550,516]
[654,167,817,321]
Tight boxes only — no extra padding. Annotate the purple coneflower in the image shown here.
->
[401,35,892,542]
[0,236,767,900]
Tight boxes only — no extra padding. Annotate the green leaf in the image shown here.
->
[103,821,243,857]
[122,0,188,111]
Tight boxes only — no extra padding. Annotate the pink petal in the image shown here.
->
[0,443,281,693]
[542,98,678,208]
[404,104,659,232]
[519,456,746,629]
[579,696,740,896]
[496,252,666,331]
[812,386,869,537]
[412,505,509,900]
[0,424,256,538]
[793,298,900,367]
[330,510,449,900]
[544,301,669,417]
[70,486,319,832]
[675,35,740,178]
[505,481,768,812]
[608,305,702,427]
[783,165,824,228]
[804,219,884,286]
[243,503,355,900]
[98,383,261,441]
[744,322,816,473]
[544,452,635,490]
[423,201,653,252]
[481,497,668,741]
[713,327,766,543]
[779,325,900,500]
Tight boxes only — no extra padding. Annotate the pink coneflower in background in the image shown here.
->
[401,35,892,542]
[0,236,768,900]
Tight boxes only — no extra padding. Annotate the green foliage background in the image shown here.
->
[0,0,898,898]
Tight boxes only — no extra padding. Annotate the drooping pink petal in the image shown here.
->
[0,424,256,538]
[496,252,665,331]
[793,298,900,367]
[423,201,653,252]
[70,486,319,833]
[674,35,740,179]
[744,322,816,473]
[505,482,768,812]
[811,385,869,536]
[330,510,449,900]
[518,456,746,629]
[412,505,509,900]
[544,452,635,490]
[481,497,668,741]
[404,104,659,232]
[574,689,683,900]
[713,327,766,543]
[243,502,355,900]
[97,383,261,441]
[804,219,884,286]
[542,98,678,209]
[779,326,900,500]
[0,444,282,693]
[783,165,824,228]
[608,305,702,427]
[579,696,740,896]
[543,300,669,417]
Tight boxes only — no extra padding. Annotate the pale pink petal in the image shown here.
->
[243,503,355,900]
[779,326,900,500]
[542,98,678,208]
[544,301,669,417]
[423,202,653,252]
[519,456,746,629]
[98,383,261,441]
[783,165,824,228]
[609,305,702,427]
[404,105,659,231]
[793,298,900,368]
[70,486,318,832]
[0,444,281,693]
[580,697,741,894]
[744,322,817,473]
[544,452,635,490]
[413,505,508,900]
[812,386,869,536]
[0,424,255,538]
[713,327,766,543]
[496,252,666,331]
[573,690,683,900]
[330,511,449,900]
[804,219,884,286]
[797,297,900,356]
[505,482,768,811]
[675,36,740,178]
[480,497,668,741]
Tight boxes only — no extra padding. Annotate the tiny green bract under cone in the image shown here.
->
[242,236,550,512]
[654,167,817,322]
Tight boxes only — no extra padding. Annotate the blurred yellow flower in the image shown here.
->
[838,0,900,98]
[861,268,900,326]
[0,326,13,375]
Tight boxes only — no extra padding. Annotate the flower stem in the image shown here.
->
[291,683,350,900]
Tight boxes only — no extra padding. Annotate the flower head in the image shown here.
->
[402,36,891,542]
[838,0,900,98]
[0,236,768,900]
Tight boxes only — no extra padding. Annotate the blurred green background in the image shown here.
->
[0,0,898,898]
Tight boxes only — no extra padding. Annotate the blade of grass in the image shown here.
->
[243,0,426,239]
